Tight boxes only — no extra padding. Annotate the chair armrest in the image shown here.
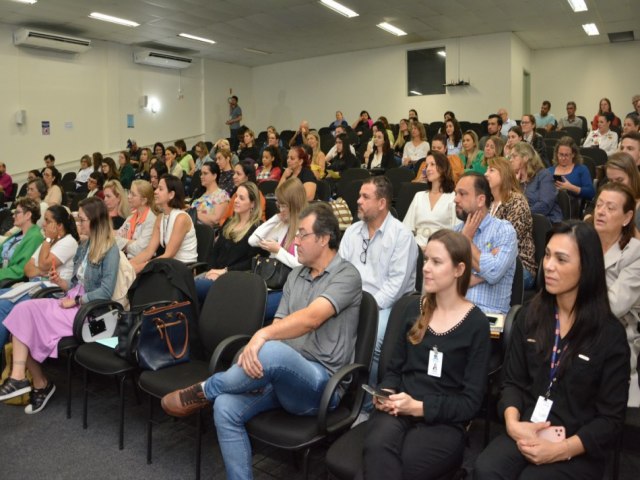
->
[208,334,252,374]
[191,262,209,276]
[31,286,64,298]
[72,299,124,342]
[317,363,368,435]
[0,277,27,289]
[124,318,143,362]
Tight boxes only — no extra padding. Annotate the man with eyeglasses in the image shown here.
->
[161,203,362,479]
[338,176,418,413]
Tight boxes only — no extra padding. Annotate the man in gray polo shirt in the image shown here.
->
[161,202,362,480]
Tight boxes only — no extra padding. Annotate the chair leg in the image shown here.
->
[66,351,75,419]
[82,367,89,429]
[195,410,202,480]
[119,375,126,450]
[147,395,153,464]
[302,447,311,480]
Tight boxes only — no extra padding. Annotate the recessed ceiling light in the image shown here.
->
[178,33,215,44]
[567,0,588,12]
[377,22,407,37]
[13,0,38,4]
[89,12,140,28]
[410,90,422,96]
[319,0,358,18]
[582,23,599,36]
[437,50,446,57]
[244,47,272,55]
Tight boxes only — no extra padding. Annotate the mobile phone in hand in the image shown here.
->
[537,425,566,443]
[553,175,564,182]
[362,384,392,399]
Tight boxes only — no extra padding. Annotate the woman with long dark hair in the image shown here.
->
[361,229,490,479]
[367,128,396,171]
[475,221,630,480]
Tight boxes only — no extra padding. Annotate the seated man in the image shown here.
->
[479,114,507,150]
[620,132,640,167]
[557,101,584,131]
[534,100,557,132]
[454,173,517,314]
[289,119,310,148]
[498,108,517,136]
[338,176,418,388]
[161,202,362,480]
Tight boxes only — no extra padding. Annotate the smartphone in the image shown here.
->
[362,384,392,399]
[537,425,566,443]
[553,175,564,182]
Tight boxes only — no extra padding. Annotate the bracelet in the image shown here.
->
[564,439,571,461]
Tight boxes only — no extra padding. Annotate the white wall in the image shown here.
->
[249,32,514,131]
[531,41,640,122]
[510,34,532,120]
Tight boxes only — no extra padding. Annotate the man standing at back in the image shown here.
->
[226,95,243,151]
[339,176,418,390]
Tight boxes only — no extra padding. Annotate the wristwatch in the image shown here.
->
[45,237,53,244]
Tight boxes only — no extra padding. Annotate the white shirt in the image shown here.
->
[403,141,430,163]
[159,210,197,264]
[248,214,300,269]
[31,234,78,282]
[338,212,418,309]
[501,119,517,136]
[583,129,619,156]
[325,144,356,163]
[402,191,461,248]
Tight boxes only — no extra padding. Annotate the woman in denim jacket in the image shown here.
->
[0,197,120,414]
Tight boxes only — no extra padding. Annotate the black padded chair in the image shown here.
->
[562,126,584,145]
[193,222,216,265]
[394,182,428,221]
[74,266,196,449]
[316,179,332,202]
[531,214,552,267]
[257,180,278,197]
[325,294,468,480]
[384,167,416,202]
[510,257,524,307]
[340,179,364,219]
[580,146,608,167]
[138,271,267,479]
[336,168,370,199]
[245,292,378,480]
[556,190,572,220]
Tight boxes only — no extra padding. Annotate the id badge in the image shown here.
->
[428,348,443,378]
[530,396,553,423]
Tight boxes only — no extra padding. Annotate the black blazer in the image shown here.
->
[367,149,396,171]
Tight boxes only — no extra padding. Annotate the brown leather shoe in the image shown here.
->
[161,383,210,417]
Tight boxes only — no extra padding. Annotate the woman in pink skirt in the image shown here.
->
[0,197,120,414]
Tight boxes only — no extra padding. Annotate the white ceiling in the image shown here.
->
[0,0,638,66]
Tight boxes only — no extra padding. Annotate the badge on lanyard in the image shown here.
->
[428,346,443,378]
[531,396,553,423]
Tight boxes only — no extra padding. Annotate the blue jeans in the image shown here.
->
[194,277,214,307]
[0,288,33,347]
[363,307,391,412]
[203,341,339,480]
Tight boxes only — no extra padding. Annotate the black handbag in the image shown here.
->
[114,311,141,361]
[252,256,291,290]
[137,301,191,371]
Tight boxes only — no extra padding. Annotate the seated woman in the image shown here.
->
[134,147,152,181]
[521,114,548,165]
[86,172,105,200]
[194,141,213,172]
[583,112,619,157]
[219,160,266,225]
[0,198,44,285]
[414,134,464,183]
[329,110,348,133]
[238,129,260,163]
[164,146,184,179]
[100,157,120,182]
[149,162,167,191]
[259,130,287,165]
[249,178,307,321]
[504,125,524,159]
[42,166,63,207]
[352,110,373,138]
[475,221,630,480]
[460,130,485,174]
[279,146,317,201]
[214,138,240,166]
[194,182,263,304]
[118,151,135,190]
[605,152,640,230]
[25,178,48,227]
[215,148,236,196]
[591,97,621,131]
[402,121,430,171]
[75,155,94,191]
[483,135,505,163]
[622,113,640,138]
[130,175,197,273]
[393,118,410,163]
[116,180,157,259]
[445,118,463,155]
[325,133,359,179]
[103,180,130,230]
[377,115,395,145]
[307,130,326,180]
[510,142,562,224]
[548,136,595,201]
[592,182,640,407]
[153,142,165,165]
[256,146,283,183]
[0,206,79,346]
[367,128,396,172]
[361,229,490,480]
[0,197,120,413]
[190,161,229,227]
[486,157,537,289]
[403,151,460,249]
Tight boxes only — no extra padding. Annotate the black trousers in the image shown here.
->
[357,411,464,480]
[474,433,604,480]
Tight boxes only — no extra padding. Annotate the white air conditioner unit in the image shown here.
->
[133,49,193,69]
[13,28,91,54]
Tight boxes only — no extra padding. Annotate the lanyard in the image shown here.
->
[546,309,566,399]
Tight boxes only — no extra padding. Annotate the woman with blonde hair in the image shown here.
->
[605,152,640,230]
[135,147,152,181]
[402,120,430,170]
[103,180,130,230]
[116,179,157,258]
[306,130,326,180]
[460,130,485,174]
[249,177,308,320]
[239,128,259,162]
[483,136,505,162]
[485,157,537,288]
[510,142,562,223]
[194,141,213,171]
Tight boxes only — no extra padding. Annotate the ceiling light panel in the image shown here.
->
[377,22,407,37]
[319,0,358,18]
[89,12,140,28]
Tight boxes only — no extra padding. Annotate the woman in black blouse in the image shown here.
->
[360,229,490,480]
[367,128,396,172]
[279,146,317,201]
[475,221,630,480]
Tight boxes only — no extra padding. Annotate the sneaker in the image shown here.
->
[161,383,210,417]
[25,382,56,414]
[0,377,31,401]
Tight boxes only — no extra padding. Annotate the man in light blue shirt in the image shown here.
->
[338,176,418,391]
[498,108,517,137]
[454,173,517,314]
[534,100,557,132]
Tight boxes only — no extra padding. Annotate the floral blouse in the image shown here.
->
[493,192,537,276]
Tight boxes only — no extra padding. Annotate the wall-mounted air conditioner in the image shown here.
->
[13,28,92,54]
[133,49,193,69]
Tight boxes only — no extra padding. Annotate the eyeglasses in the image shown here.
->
[294,231,315,241]
[360,238,370,264]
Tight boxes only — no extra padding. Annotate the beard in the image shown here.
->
[456,206,469,222]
